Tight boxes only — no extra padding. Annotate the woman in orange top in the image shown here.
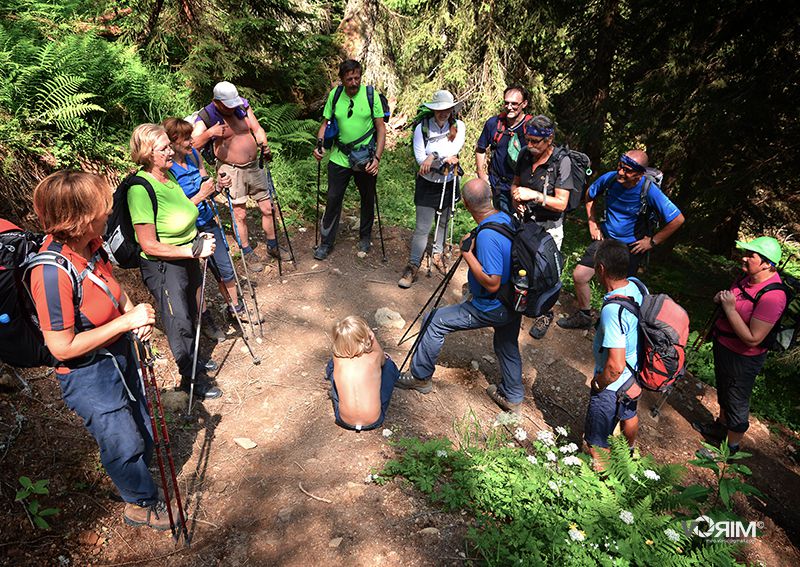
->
[29,170,172,531]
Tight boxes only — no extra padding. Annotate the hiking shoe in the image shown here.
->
[201,310,226,343]
[200,359,219,373]
[179,376,223,401]
[357,239,372,253]
[431,253,447,275]
[398,264,419,289]
[243,251,264,273]
[123,501,178,531]
[486,384,522,415]
[267,245,287,261]
[395,371,432,394]
[227,303,261,324]
[692,419,727,442]
[529,311,555,340]
[557,310,593,330]
[313,244,332,261]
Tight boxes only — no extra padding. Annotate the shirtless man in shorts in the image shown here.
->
[192,81,281,272]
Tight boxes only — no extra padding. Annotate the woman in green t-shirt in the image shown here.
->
[128,123,222,401]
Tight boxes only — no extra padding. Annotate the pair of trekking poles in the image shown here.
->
[427,163,461,278]
[313,142,387,262]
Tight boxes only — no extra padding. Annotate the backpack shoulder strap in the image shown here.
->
[331,85,344,116]
[639,177,652,213]
[421,117,430,147]
[478,221,516,241]
[753,282,790,303]
[23,250,83,309]
[126,174,159,240]
[366,85,375,116]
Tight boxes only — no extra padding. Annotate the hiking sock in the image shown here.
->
[267,239,278,249]
[242,245,254,255]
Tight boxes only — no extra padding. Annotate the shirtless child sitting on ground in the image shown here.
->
[325,316,399,431]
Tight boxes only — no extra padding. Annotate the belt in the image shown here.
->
[220,160,258,169]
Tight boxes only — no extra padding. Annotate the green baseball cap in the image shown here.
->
[735,236,782,265]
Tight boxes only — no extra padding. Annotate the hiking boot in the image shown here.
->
[243,251,264,273]
[201,310,226,343]
[314,244,332,261]
[529,311,555,340]
[486,384,522,415]
[200,359,219,373]
[123,501,178,531]
[557,310,593,330]
[431,253,447,275]
[398,264,419,289]
[357,239,372,253]
[692,419,727,442]
[267,245,287,261]
[179,376,223,400]
[396,371,432,394]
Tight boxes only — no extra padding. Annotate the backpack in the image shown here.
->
[103,174,158,269]
[546,146,592,213]
[715,273,799,352]
[598,168,664,240]
[490,113,532,171]
[478,219,563,318]
[604,278,690,400]
[193,101,251,163]
[323,85,390,150]
[0,220,56,368]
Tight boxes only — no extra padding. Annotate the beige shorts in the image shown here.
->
[218,161,271,205]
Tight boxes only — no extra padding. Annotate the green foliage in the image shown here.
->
[690,441,764,511]
[382,420,745,565]
[15,476,60,530]
[252,104,319,158]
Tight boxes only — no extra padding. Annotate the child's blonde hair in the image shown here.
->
[332,316,374,358]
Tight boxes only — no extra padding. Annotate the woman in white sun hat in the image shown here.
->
[398,90,466,288]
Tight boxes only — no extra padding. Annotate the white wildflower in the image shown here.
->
[546,451,557,462]
[643,469,661,481]
[382,428,393,438]
[562,455,582,466]
[555,426,569,437]
[436,449,448,458]
[537,430,556,446]
[527,455,538,465]
[619,510,634,525]
[568,525,586,542]
[559,443,578,454]
[514,428,528,441]
[548,480,559,492]
[664,528,681,542]
[364,473,379,484]
[630,473,639,482]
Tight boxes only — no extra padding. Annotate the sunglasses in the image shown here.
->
[503,100,523,108]
[525,136,546,145]
[347,98,354,118]
[617,162,637,174]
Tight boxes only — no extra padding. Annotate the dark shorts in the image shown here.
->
[584,387,638,448]
[578,239,644,276]
[713,340,766,433]
[325,356,399,431]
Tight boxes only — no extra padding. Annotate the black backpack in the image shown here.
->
[104,174,158,269]
[0,221,56,368]
[547,146,592,213]
[478,220,564,318]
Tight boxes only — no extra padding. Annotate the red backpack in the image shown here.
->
[604,278,690,400]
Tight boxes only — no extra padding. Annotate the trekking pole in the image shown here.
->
[265,164,297,268]
[428,167,449,278]
[206,198,256,339]
[374,183,387,262]
[187,256,209,415]
[691,305,721,352]
[133,337,190,544]
[314,141,322,250]
[223,179,264,338]
[651,384,674,418]
[399,254,463,373]
[447,167,459,259]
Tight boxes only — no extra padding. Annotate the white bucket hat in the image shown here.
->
[423,90,463,113]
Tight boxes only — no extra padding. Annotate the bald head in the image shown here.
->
[625,150,649,169]
[462,178,494,215]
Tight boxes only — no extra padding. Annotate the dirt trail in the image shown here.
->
[1,221,799,566]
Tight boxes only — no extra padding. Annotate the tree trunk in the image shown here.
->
[583,0,619,162]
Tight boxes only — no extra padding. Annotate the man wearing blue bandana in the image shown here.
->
[558,150,685,330]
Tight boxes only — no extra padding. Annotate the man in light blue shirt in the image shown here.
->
[559,149,684,330]
[584,239,646,470]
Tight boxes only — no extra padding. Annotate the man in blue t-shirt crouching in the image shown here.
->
[559,149,684,330]
[396,178,524,414]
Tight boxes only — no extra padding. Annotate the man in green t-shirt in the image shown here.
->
[312,59,386,260]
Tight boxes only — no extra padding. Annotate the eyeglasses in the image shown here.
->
[503,100,523,108]
[347,98,354,118]
[525,136,546,145]
[154,146,174,155]
[617,162,637,174]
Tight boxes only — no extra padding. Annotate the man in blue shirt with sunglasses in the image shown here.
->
[558,150,685,330]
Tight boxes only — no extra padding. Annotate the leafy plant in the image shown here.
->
[690,441,764,511]
[15,476,60,529]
